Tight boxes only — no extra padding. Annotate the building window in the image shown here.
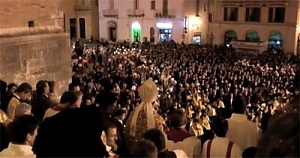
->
[109,0,114,9]
[79,18,86,39]
[223,7,238,21]
[268,7,285,23]
[245,7,261,22]
[196,0,200,16]
[28,21,35,27]
[134,0,139,9]
[162,0,168,16]
[204,4,206,12]
[209,13,213,23]
[151,1,155,10]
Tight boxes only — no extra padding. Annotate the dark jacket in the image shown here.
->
[31,94,51,121]
[32,106,108,157]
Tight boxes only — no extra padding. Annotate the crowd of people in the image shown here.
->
[0,40,299,158]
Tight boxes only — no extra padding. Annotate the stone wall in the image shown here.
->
[0,0,60,28]
[0,26,71,95]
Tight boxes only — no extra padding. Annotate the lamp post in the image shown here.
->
[210,33,214,46]
[183,16,187,43]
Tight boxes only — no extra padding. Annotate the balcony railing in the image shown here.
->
[155,10,176,19]
[220,0,289,6]
[127,9,145,17]
[73,4,91,11]
[103,9,118,18]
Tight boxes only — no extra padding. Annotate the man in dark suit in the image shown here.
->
[97,90,128,157]
[223,92,234,109]
[32,106,108,157]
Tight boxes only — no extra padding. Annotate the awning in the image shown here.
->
[225,31,237,38]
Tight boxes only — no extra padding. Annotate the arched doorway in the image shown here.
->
[245,31,259,42]
[107,21,117,42]
[131,22,141,42]
[224,30,237,44]
[150,27,155,43]
[268,32,283,50]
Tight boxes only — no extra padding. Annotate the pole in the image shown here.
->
[75,0,79,39]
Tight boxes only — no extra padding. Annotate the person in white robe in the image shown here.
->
[227,95,259,151]
[125,79,165,153]
[202,117,242,158]
[0,115,39,158]
[143,128,188,158]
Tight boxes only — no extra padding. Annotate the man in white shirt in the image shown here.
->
[0,115,39,158]
[202,116,242,158]
[227,95,259,151]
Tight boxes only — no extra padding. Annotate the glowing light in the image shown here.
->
[131,22,141,29]
[189,16,202,30]
[277,41,280,44]
[156,23,173,29]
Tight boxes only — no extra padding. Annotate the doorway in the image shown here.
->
[150,27,155,43]
[159,29,171,42]
[107,21,117,42]
[79,18,86,39]
[69,18,76,39]
[131,22,141,42]
[193,33,201,44]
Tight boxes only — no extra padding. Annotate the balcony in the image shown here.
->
[127,9,145,17]
[103,9,118,18]
[73,4,91,11]
[155,10,176,19]
[220,0,289,6]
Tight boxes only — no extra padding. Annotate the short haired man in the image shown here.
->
[132,140,158,158]
[227,95,259,151]
[202,117,242,158]
[0,115,39,157]
[166,109,191,142]
[68,83,81,92]
[7,83,32,119]
[143,128,189,158]
[103,121,119,157]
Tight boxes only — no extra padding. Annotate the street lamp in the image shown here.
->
[210,32,214,46]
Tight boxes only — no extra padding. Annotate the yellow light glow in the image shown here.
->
[188,16,202,30]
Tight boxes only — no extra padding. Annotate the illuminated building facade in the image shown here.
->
[59,0,99,40]
[98,0,185,43]
[206,0,300,54]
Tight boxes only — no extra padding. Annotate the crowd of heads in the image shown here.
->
[0,41,299,157]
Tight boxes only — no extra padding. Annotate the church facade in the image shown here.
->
[98,0,185,43]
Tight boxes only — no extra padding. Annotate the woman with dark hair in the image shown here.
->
[31,80,51,121]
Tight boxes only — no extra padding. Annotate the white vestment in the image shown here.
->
[227,114,260,151]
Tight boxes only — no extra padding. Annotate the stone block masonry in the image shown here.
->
[0,0,59,29]
[0,26,71,96]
